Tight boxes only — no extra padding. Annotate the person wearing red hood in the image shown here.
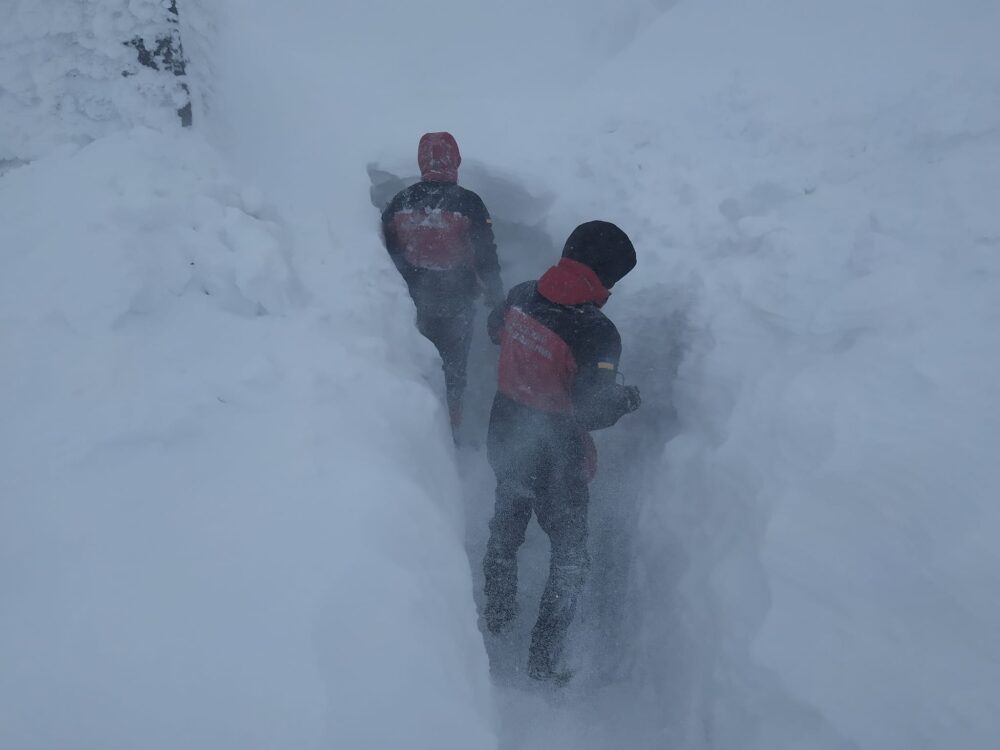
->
[482,220,641,683]
[381,132,504,431]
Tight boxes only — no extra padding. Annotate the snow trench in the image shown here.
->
[367,162,809,749]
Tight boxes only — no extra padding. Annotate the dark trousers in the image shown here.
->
[483,407,590,672]
[415,305,474,414]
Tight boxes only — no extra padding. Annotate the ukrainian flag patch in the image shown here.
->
[597,361,616,370]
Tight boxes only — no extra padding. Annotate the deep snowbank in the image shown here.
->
[0,57,493,750]
[541,1,1000,747]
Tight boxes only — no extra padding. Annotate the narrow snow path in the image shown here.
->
[445,168,693,749]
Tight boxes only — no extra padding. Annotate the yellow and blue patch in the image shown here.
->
[597,361,616,371]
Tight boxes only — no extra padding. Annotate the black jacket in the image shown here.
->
[382,181,503,317]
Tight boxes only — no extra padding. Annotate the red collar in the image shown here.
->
[537,258,610,307]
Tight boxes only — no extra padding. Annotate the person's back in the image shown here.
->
[482,221,641,683]
[381,132,503,429]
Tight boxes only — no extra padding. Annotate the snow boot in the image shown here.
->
[526,652,574,686]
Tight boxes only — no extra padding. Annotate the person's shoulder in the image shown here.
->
[384,183,414,214]
[453,185,489,213]
[508,280,537,304]
[453,182,482,199]
[578,304,620,341]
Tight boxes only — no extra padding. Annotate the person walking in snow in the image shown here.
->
[482,220,642,683]
[381,132,504,431]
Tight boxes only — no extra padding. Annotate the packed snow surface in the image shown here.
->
[2,1,998,749]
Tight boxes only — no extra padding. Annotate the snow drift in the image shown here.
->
[1,2,494,748]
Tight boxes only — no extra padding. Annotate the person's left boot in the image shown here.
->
[526,647,573,686]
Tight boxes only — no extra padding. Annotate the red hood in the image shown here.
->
[537,258,610,307]
[418,132,461,183]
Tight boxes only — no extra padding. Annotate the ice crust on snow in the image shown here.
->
[2,1,999,749]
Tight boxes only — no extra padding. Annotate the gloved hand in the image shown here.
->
[487,302,506,345]
[623,385,642,413]
[478,275,505,310]
[483,286,505,310]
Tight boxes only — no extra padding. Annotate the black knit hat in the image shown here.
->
[561,221,637,288]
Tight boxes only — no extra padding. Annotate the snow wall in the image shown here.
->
[2,1,494,748]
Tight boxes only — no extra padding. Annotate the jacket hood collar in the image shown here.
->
[537,258,610,307]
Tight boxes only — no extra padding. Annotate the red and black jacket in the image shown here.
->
[382,133,502,316]
[488,259,634,434]
[382,180,502,315]
[487,221,637,480]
